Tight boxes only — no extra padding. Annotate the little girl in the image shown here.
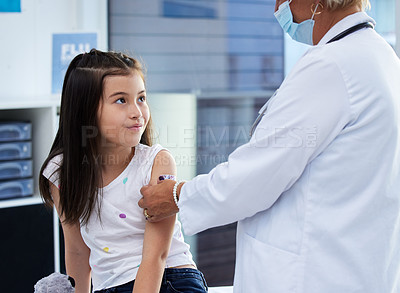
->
[39,49,208,293]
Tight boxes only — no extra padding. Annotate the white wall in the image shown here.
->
[0,0,108,100]
[396,0,400,56]
[148,93,197,181]
[283,34,309,77]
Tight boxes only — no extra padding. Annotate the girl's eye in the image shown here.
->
[116,98,126,104]
[138,96,146,102]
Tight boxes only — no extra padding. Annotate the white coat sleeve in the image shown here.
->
[179,50,352,235]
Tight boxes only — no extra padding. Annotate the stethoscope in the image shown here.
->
[250,90,278,137]
[327,21,374,44]
[250,21,374,137]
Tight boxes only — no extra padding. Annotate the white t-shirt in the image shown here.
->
[43,143,195,290]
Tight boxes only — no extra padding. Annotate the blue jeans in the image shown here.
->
[94,268,208,293]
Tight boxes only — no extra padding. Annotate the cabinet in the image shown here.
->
[0,96,61,291]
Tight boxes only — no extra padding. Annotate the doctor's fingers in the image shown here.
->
[146,209,177,223]
[139,189,157,221]
[138,197,145,209]
[139,184,152,207]
[139,185,163,220]
[146,214,162,223]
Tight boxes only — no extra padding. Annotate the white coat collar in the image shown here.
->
[317,11,376,45]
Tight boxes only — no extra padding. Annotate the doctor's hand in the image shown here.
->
[139,179,180,222]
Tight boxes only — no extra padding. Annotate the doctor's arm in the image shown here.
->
[49,183,91,293]
[140,55,351,234]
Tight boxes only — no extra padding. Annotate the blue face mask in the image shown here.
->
[274,0,319,45]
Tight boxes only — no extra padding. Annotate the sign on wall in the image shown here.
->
[52,33,97,94]
[0,0,21,12]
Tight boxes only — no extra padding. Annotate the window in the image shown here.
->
[369,0,396,46]
[109,0,283,93]
[163,0,217,18]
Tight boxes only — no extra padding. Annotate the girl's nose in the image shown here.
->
[129,103,142,119]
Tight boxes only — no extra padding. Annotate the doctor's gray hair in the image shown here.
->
[324,0,370,11]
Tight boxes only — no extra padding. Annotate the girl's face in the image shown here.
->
[97,71,150,151]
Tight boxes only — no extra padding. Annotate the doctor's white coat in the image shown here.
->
[179,12,400,293]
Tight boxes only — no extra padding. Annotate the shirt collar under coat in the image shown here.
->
[317,11,376,46]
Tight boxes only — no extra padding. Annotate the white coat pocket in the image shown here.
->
[235,232,300,293]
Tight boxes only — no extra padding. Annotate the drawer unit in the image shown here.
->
[0,98,61,290]
[0,160,33,180]
[0,141,32,161]
[0,122,32,142]
[0,178,34,200]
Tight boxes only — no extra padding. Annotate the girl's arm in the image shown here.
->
[133,150,177,293]
[49,183,91,293]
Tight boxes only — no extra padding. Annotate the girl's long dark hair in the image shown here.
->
[39,49,153,225]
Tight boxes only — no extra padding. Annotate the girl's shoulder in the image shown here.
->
[42,153,63,187]
[135,143,166,163]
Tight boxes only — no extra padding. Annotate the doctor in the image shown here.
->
[140,0,400,291]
